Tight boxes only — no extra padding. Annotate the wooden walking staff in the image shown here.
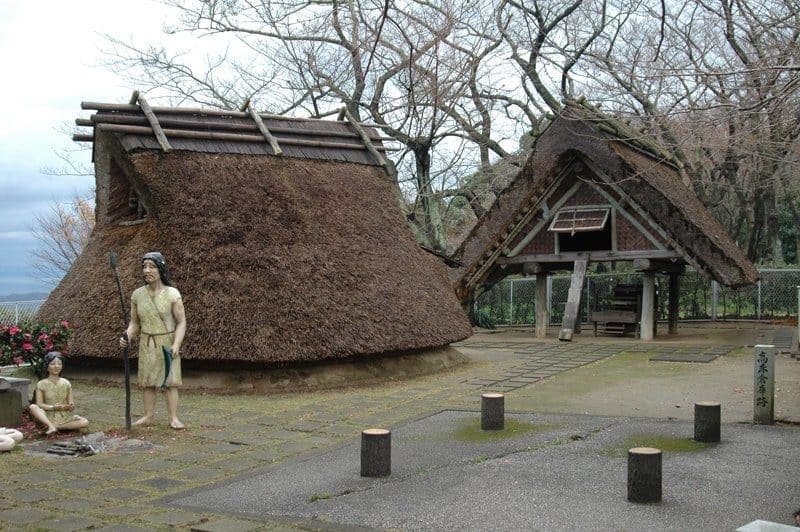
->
[109,251,132,430]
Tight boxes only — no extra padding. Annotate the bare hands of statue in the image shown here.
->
[119,331,129,348]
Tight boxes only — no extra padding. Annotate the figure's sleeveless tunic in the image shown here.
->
[35,377,82,426]
[131,286,183,387]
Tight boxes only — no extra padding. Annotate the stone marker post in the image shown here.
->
[0,378,24,427]
[481,393,504,430]
[361,428,391,477]
[627,447,662,503]
[753,345,776,425]
[694,401,721,443]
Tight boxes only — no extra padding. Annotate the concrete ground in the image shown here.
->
[1,321,798,531]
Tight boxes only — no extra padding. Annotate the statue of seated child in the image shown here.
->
[28,352,88,435]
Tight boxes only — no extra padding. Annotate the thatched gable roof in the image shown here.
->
[39,100,471,364]
[452,101,758,296]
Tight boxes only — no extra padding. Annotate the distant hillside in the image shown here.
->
[0,291,50,302]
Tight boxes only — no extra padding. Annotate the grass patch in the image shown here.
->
[308,492,333,502]
[601,433,711,458]
[453,418,558,442]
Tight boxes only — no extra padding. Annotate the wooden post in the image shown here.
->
[627,447,662,503]
[535,273,548,338]
[694,401,721,442]
[668,272,679,335]
[361,428,391,477]
[753,345,776,425]
[481,393,505,430]
[640,272,655,341]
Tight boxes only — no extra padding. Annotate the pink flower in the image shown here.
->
[61,320,69,328]
[21,342,33,352]
[38,332,49,342]
[9,326,20,335]
[13,356,23,365]
[46,341,53,350]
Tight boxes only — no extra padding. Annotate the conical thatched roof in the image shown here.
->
[38,100,471,364]
[452,101,758,297]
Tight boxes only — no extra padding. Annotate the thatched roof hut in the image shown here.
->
[450,100,758,340]
[38,97,471,365]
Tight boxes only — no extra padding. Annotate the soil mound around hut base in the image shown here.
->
[65,346,470,393]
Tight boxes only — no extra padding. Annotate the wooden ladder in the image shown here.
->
[559,255,588,341]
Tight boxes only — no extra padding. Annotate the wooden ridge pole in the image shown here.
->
[343,107,394,176]
[247,103,283,156]
[94,123,397,151]
[80,114,395,141]
[135,95,173,152]
[81,101,393,129]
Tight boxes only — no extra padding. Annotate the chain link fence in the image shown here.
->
[3,270,799,328]
[476,268,800,326]
[0,300,45,326]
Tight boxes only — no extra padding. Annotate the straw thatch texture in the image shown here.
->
[38,148,471,363]
[452,103,758,295]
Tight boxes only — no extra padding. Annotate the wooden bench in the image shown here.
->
[591,310,640,338]
[591,282,643,338]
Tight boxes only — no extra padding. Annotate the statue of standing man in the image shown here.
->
[120,252,186,429]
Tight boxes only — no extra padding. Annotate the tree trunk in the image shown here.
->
[413,143,446,252]
[747,188,765,262]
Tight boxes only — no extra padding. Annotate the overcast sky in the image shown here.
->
[0,0,175,297]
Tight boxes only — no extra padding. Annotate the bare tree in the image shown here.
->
[579,0,800,263]
[104,0,513,252]
[30,193,95,285]
[102,0,800,263]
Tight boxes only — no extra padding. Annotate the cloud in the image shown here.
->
[0,0,175,297]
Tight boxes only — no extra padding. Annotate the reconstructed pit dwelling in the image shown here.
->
[37,94,472,371]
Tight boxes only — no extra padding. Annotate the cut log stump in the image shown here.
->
[360,428,391,477]
[481,393,504,431]
[627,447,662,503]
[694,401,721,443]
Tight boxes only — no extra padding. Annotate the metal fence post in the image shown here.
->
[711,281,718,321]
[586,277,591,323]
[757,279,762,320]
[509,279,514,325]
[14,303,19,324]
[546,276,553,326]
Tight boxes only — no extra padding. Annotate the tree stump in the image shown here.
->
[694,401,721,443]
[360,428,391,477]
[481,393,504,430]
[627,447,662,503]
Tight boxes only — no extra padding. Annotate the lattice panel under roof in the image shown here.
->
[548,207,610,235]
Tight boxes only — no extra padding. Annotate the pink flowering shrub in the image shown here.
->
[0,321,71,378]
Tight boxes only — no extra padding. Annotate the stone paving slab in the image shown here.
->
[650,352,720,363]
[2,324,798,531]
[169,410,800,531]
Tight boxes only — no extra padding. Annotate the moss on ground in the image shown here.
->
[601,433,711,458]
[453,418,559,442]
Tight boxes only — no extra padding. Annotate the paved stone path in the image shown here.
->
[461,342,631,392]
[1,324,797,531]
